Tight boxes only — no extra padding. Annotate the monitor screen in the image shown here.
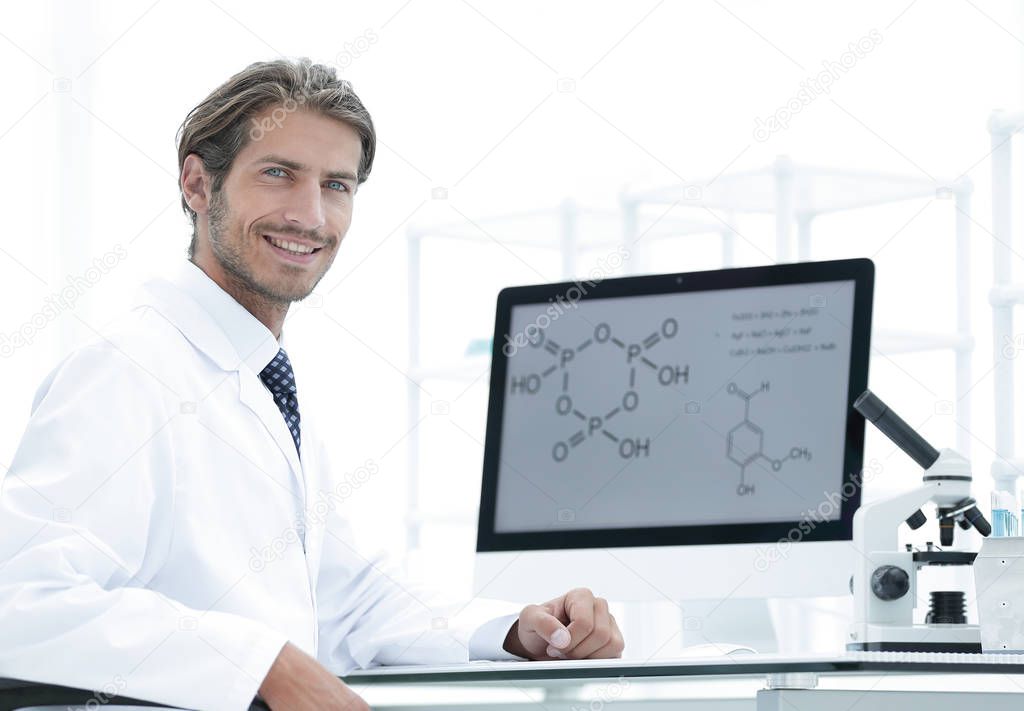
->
[478,259,873,551]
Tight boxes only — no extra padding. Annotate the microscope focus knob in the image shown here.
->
[871,565,910,601]
[906,509,927,530]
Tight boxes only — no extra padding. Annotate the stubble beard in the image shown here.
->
[206,188,327,306]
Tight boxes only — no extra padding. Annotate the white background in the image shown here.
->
[4,0,1024,667]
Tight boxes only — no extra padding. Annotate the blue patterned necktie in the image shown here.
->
[258,348,301,457]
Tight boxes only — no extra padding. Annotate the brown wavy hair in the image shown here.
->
[175,57,375,257]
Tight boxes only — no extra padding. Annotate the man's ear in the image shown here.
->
[181,153,212,216]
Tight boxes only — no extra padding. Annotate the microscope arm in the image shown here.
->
[852,449,975,554]
[853,479,945,555]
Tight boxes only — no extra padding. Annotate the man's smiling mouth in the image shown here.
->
[262,234,324,256]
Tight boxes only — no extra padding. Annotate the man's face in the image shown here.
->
[203,106,363,304]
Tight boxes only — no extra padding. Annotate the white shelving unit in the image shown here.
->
[622,155,975,455]
[988,109,1024,494]
[404,200,722,550]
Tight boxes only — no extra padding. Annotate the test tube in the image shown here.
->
[992,491,1012,537]
[1011,491,1019,537]
[1018,482,1024,537]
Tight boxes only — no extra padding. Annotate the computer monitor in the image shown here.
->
[475,258,873,602]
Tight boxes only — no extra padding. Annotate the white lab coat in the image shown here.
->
[0,261,520,711]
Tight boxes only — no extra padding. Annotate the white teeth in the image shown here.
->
[267,236,314,255]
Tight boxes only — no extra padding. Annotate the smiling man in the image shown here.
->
[0,58,622,710]
[185,110,359,325]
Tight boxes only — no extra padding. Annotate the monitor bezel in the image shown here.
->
[476,257,874,553]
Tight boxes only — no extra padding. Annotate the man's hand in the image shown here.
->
[504,587,624,660]
[258,642,369,710]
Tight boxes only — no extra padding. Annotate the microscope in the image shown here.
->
[847,389,992,652]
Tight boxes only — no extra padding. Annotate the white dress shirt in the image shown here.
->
[0,260,521,711]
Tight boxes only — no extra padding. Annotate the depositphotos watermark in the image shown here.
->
[502,247,629,358]
[248,31,379,142]
[753,457,883,572]
[249,459,378,571]
[571,676,630,711]
[1001,333,1024,359]
[249,92,311,142]
[0,244,128,358]
[753,29,883,141]
[79,675,128,709]
[335,28,379,69]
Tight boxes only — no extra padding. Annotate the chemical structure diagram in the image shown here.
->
[726,381,811,496]
[507,317,690,464]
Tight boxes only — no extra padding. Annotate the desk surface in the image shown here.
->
[342,651,1024,685]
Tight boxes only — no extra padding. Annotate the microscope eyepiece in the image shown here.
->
[853,390,941,470]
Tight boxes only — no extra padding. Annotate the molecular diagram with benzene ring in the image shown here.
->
[507,317,690,465]
[726,381,812,496]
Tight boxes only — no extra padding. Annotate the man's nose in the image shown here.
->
[283,179,326,232]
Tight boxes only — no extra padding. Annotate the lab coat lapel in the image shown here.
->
[297,415,325,591]
[134,276,307,503]
[238,367,306,502]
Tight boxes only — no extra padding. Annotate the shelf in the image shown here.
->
[408,204,626,250]
[623,157,968,216]
[624,211,732,241]
[989,109,1024,135]
[990,283,1024,307]
[404,510,477,526]
[873,328,974,355]
[410,360,489,383]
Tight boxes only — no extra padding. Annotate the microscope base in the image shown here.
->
[847,641,982,652]
[848,622,982,653]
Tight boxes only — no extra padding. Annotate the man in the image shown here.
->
[0,58,622,710]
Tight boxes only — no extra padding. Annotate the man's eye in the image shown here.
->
[326,180,349,193]
[264,167,287,178]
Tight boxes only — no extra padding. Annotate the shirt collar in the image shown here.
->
[155,260,283,375]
